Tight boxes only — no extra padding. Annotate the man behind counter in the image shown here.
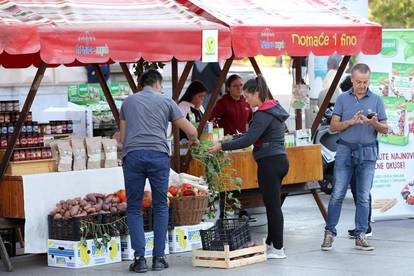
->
[210,74,253,135]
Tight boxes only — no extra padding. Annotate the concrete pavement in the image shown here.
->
[3,191,414,276]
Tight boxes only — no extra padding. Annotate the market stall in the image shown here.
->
[0,0,232,270]
[178,0,382,219]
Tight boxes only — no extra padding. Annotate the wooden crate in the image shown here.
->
[6,159,56,176]
[192,242,266,269]
[0,176,24,218]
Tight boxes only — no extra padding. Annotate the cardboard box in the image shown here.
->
[47,236,121,269]
[169,222,214,253]
[121,232,169,260]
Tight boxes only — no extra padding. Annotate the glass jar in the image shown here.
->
[13,101,19,112]
[51,121,56,135]
[67,120,73,133]
[38,135,44,147]
[4,113,10,123]
[20,135,27,148]
[56,121,63,134]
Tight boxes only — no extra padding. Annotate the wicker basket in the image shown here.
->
[170,195,208,226]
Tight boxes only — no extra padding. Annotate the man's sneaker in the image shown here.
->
[348,228,372,239]
[355,233,374,251]
[321,230,335,251]
[152,256,169,271]
[129,256,148,273]
[266,245,286,259]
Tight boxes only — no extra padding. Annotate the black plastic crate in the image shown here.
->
[48,214,102,241]
[0,228,16,258]
[200,218,251,251]
[101,212,128,235]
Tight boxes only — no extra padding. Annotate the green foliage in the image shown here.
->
[80,216,128,248]
[132,60,166,89]
[191,144,242,219]
[370,0,414,28]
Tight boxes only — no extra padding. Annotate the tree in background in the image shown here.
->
[369,0,414,28]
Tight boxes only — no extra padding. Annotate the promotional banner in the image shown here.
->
[359,29,414,220]
[308,0,368,98]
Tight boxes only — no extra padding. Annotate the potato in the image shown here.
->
[97,198,104,205]
[80,200,88,207]
[102,204,110,211]
[59,200,65,205]
[118,202,127,212]
[54,213,63,219]
[95,204,103,212]
[86,194,97,203]
[87,207,96,213]
[70,205,80,216]
[84,203,92,210]
[94,193,105,198]
[80,211,87,217]
[110,207,117,213]
[64,211,71,219]
[104,194,114,204]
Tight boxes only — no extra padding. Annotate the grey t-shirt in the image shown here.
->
[120,88,183,157]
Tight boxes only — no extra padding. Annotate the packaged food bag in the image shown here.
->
[85,137,102,169]
[102,138,118,168]
[71,138,86,171]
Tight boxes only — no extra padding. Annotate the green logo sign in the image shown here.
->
[205,36,216,55]
[381,38,398,57]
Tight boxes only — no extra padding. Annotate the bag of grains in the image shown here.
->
[56,140,73,172]
[102,138,118,168]
[71,138,86,171]
[85,137,102,169]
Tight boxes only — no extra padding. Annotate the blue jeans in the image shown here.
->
[350,174,372,232]
[122,150,170,257]
[325,154,376,236]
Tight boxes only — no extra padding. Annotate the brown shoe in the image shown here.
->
[321,230,335,251]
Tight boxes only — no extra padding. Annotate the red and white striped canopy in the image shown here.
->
[0,0,232,67]
[179,0,382,58]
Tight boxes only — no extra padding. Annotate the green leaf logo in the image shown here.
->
[404,43,414,60]
[381,38,398,57]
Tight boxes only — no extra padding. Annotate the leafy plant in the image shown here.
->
[133,60,166,90]
[190,143,242,219]
[80,216,128,248]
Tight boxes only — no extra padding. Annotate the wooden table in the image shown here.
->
[188,145,327,220]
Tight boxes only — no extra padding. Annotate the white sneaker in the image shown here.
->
[266,245,286,259]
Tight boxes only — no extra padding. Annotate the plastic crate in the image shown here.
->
[48,214,102,241]
[200,219,251,251]
[0,228,16,258]
[101,212,128,236]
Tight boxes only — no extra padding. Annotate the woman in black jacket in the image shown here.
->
[209,75,290,259]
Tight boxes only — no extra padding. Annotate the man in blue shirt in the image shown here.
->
[120,69,198,273]
[321,64,388,251]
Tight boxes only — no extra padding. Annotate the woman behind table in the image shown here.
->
[178,81,207,140]
[209,75,290,259]
[210,74,252,135]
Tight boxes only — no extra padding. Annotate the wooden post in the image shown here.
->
[0,63,46,272]
[0,235,12,272]
[0,63,47,182]
[311,55,350,136]
[171,58,180,172]
[295,57,302,130]
[92,64,120,126]
[311,189,328,222]
[120,62,139,93]
[176,61,195,96]
[182,57,234,171]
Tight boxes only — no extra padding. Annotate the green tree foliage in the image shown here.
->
[369,0,414,28]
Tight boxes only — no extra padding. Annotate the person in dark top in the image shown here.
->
[210,74,252,135]
[209,75,290,259]
[191,61,222,109]
[178,81,207,140]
